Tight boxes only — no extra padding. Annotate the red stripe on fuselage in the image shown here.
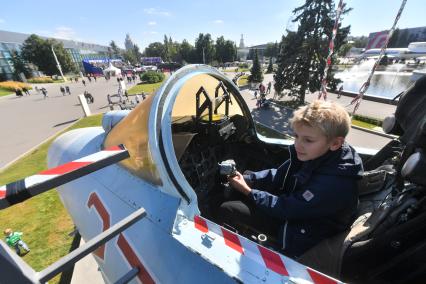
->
[307,267,338,284]
[194,215,209,233]
[40,161,91,175]
[117,234,155,284]
[104,145,122,151]
[257,245,289,276]
[87,192,110,260]
[221,228,243,254]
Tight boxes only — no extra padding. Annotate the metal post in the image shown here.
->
[51,45,67,82]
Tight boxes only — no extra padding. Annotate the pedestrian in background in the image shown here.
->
[60,86,66,96]
[4,228,30,255]
[22,87,30,96]
[41,87,48,99]
[65,86,71,95]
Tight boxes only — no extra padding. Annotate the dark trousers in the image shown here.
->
[217,195,281,238]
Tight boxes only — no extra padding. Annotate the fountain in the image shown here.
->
[335,59,414,99]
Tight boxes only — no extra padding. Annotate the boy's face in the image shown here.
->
[293,123,344,161]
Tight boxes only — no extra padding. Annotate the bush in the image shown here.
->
[28,77,54,83]
[0,81,32,91]
[352,114,383,127]
[139,71,165,84]
[238,63,249,69]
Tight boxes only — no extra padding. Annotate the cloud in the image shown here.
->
[148,21,157,26]
[213,19,224,24]
[0,18,4,24]
[143,8,170,16]
[52,26,77,40]
[143,31,158,35]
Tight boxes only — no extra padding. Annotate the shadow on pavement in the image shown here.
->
[251,104,294,136]
[53,119,79,127]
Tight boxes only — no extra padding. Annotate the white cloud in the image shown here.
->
[213,19,224,24]
[143,8,170,16]
[0,18,4,24]
[148,21,157,26]
[52,26,77,40]
[143,31,158,35]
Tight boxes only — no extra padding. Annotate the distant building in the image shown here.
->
[0,29,114,80]
[239,34,245,49]
[366,26,426,49]
[124,34,135,51]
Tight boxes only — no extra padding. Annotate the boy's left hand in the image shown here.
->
[228,172,252,196]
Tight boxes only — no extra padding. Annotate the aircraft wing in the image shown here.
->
[0,145,129,209]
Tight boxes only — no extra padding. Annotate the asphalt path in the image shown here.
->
[0,78,130,169]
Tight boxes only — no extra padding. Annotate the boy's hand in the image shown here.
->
[228,172,252,196]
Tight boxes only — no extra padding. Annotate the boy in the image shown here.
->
[219,100,363,257]
[4,228,30,255]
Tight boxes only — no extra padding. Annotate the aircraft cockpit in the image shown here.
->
[103,65,290,248]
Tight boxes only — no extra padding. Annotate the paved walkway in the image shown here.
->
[0,78,130,169]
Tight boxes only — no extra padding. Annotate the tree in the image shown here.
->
[162,35,170,62]
[195,33,215,64]
[144,42,164,57]
[122,49,137,65]
[109,41,121,58]
[266,57,273,73]
[352,36,368,48]
[10,51,32,80]
[179,39,195,63]
[21,34,76,76]
[274,0,351,103]
[248,49,263,83]
[337,42,353,57]
[264,42,279,58]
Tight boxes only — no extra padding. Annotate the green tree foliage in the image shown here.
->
[162,35,170,62]
[109,40,121,58]
[122,49,137,65]
[274,0,351,103]
[21,34,76,76]
[248,49,263,83]
[145,42,164,57]
[179,40,195,63]
[337,42,353,57]
[266,57,274,73]
[352,36,369,48]
[195,33,215,64]
[10,51,32,80]
[215,36,237,63]
[264,42,279,58]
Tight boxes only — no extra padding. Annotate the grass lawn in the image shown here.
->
[0,114,103,283]
[237,75,249,87]
[127,81,163,95]
[351,119,379,130]
[0,87,13,97]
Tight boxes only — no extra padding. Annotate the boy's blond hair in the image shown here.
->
[290,100,350,139]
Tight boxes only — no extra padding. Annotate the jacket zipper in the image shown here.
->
[282,177,298,250]
[281,147,297,250]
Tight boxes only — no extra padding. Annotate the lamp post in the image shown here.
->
[51,45,67,82]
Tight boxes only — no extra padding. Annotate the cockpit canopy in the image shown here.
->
[103,65,252,191]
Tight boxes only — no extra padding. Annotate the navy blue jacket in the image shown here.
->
[245,143,363,257]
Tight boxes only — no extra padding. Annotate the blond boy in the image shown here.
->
[220,100,364,257]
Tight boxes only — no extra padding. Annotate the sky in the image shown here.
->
[0,0,424,50]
